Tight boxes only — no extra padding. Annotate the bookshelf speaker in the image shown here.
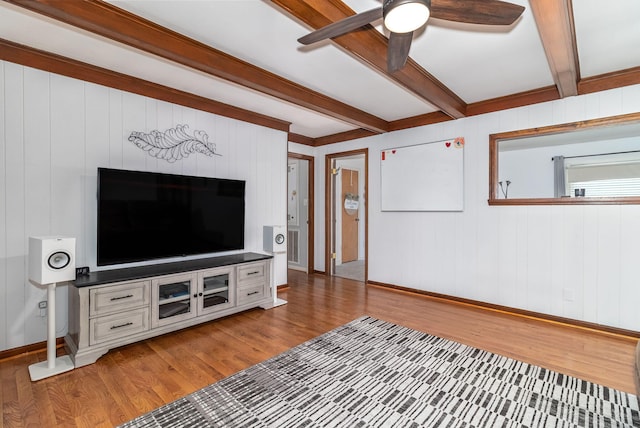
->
[263,226,286,253]
[29,236,76,285]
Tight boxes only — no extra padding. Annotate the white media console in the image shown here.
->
[66,252,273,367]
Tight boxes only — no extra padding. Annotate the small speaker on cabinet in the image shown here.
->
[29,236,76,285]
[263,226,286,253]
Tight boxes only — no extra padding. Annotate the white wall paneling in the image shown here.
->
[4,62,27,349]
[288,84,640,332]
[23,67,53,343]
[0,61,6,349]
[287,142,314,157]
[619,204,640,328]
[0,60,287,352]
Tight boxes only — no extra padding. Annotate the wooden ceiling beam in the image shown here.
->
[314,129,378,147]
[271,0,467,119]
[4,0,389,133]
[0,38,291,132]
[529,0,579,98]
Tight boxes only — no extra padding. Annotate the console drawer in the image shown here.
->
[89,308,150,345]
[237,262,265,284]
[237,283,265,305]
[90,281,150,317]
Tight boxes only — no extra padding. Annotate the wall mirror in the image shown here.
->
[489,112,640,205]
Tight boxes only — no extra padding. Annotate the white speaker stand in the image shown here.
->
[28,282,74,381]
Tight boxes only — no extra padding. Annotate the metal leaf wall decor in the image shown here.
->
[128,124,221,163]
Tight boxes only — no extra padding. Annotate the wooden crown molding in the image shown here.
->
[467,85,560,117]
[388,111,452,132]
[0,38,291,132]
[288,129,379,147]
[5,31,630,150]
[306,86,562,145]
[5,0,388,134]
[288,133,316,146]
[579,66,640,95]
[3,0,637,148]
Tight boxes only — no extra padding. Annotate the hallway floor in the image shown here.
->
[334,259,364,281]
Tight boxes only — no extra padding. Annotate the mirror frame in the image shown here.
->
[489,112,640,205]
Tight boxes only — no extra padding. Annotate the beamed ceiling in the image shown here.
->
[0,0,639,146]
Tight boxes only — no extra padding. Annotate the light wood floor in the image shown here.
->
[2,270,638,427]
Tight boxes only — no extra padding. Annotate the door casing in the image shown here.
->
[288,152,314,273]
[325,149,368,281]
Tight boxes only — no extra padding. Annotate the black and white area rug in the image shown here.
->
[120,316,640,427]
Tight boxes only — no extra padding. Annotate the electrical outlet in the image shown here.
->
[76,266,90,276]
[38,301,47,309]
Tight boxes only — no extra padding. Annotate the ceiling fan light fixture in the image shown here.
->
[383,0,431,33]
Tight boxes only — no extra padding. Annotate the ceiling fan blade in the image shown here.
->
[387,31,413,72]
[430,0,525,25]
[298,7,382,45]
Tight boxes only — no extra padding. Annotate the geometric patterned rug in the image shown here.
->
[120,316,640,427]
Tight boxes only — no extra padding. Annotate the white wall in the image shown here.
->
[0,61,287,352]
[288,142,315,157]
[290,84,640,331]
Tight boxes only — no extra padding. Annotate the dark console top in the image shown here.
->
[73,252,272,288]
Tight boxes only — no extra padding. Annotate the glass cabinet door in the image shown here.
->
[198,267,234,314]
[152,273,197,326]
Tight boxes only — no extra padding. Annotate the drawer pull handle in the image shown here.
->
[110,322,133,330]
[247,271,260,275]
[247,291,259,296]
[110,294,134,301]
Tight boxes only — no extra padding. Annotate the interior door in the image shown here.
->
[341,168,359,263]
[287,159,309,271]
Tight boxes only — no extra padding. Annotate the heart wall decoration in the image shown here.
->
[444,137,465,148]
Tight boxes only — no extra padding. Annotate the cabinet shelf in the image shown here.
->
[203,295,228,308]
[158,281,190,300]
[158,295,191,306]
[203,286,229,295]
[158,301,190,319]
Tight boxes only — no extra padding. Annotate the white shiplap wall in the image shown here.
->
[0,61,287,352]
[292,84,640,332]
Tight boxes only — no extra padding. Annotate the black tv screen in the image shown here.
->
[97,168,245,266]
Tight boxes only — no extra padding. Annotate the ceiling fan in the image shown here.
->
[298,0,525,73]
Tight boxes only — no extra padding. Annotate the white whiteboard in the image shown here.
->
[380,138,464,211]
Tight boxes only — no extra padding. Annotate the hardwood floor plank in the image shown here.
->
[31,379,58,427]
[95,351,157,422]
[1,270,637,427]
[65,365,118,427]
[1,358,21,427]
[47,374,79,427]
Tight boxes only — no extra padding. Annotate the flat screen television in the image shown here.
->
[97,168,245,266]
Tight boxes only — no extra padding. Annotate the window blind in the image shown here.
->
[565,156,640,197]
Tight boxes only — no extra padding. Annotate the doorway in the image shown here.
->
[287,153,314,273]
[325,149,368,282]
